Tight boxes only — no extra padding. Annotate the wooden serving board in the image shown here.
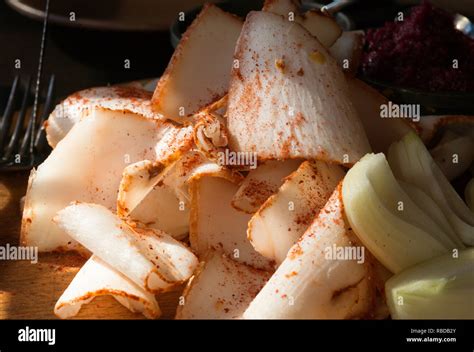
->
[0,171,181,319]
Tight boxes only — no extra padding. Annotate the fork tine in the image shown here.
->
[20,74,54,158]
[34,74,55,151]
[19,78,37,159]
[3,76,32,161]
[0,75,20,150]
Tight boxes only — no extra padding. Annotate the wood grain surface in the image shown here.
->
[0,171,181,319]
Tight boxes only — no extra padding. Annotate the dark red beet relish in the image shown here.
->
[360,1,474,92]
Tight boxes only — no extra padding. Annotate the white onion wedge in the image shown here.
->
[227,11,371,164]
[152,4,242,120]
[54,255,160,319]
[399,181,462,248]
[329,31,364,74]
[346,77,414,153]
[248,161,344,264]
[342,153,460,274]
[385,248,474,319]
[176,251,271,319]
[45,86,160,148]
[388,132,474,246]
[231,159,302,213]
[189,171,274,270]
[22,108,190,253]
[263,0,342,47]
[54,203,198,293]
[243,185,379,319]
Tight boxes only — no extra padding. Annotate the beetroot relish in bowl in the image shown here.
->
[360,1,474,93]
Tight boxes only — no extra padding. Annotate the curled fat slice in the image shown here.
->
[154,125,194,162]
[176,251,271,319]
[199,93,228,115]
[417,115,474,144]
[45,86,161,148]
[248,160,345,264]
[346,77,414,153]
[161,152,224,203]
[195,114,228,149]
[54,255,160,319]
[329,31,364,74]
[193,110,229,162]
[298,9,342,47]
[263,0,342,47]
[189,170,274,270]
[415,115,474,180]
[115,152,201,220]
[231,159,302,213]
[430,133,474,181]
[127,184,189,240]
[243,185,380,319]
[262,0,299,15]
[54,202,198,293]
[117,160,166,219]
[227,11,370,164]
[22,108,185,253]
[118,151,223,238]
[152,4,242,120]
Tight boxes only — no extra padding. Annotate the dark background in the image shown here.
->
[0,0,175,106]
[0,0,428,108]
[0,0,412,98]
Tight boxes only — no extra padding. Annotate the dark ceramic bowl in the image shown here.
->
[362,76,474,115]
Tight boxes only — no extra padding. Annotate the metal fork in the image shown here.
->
[0,75,55,171]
